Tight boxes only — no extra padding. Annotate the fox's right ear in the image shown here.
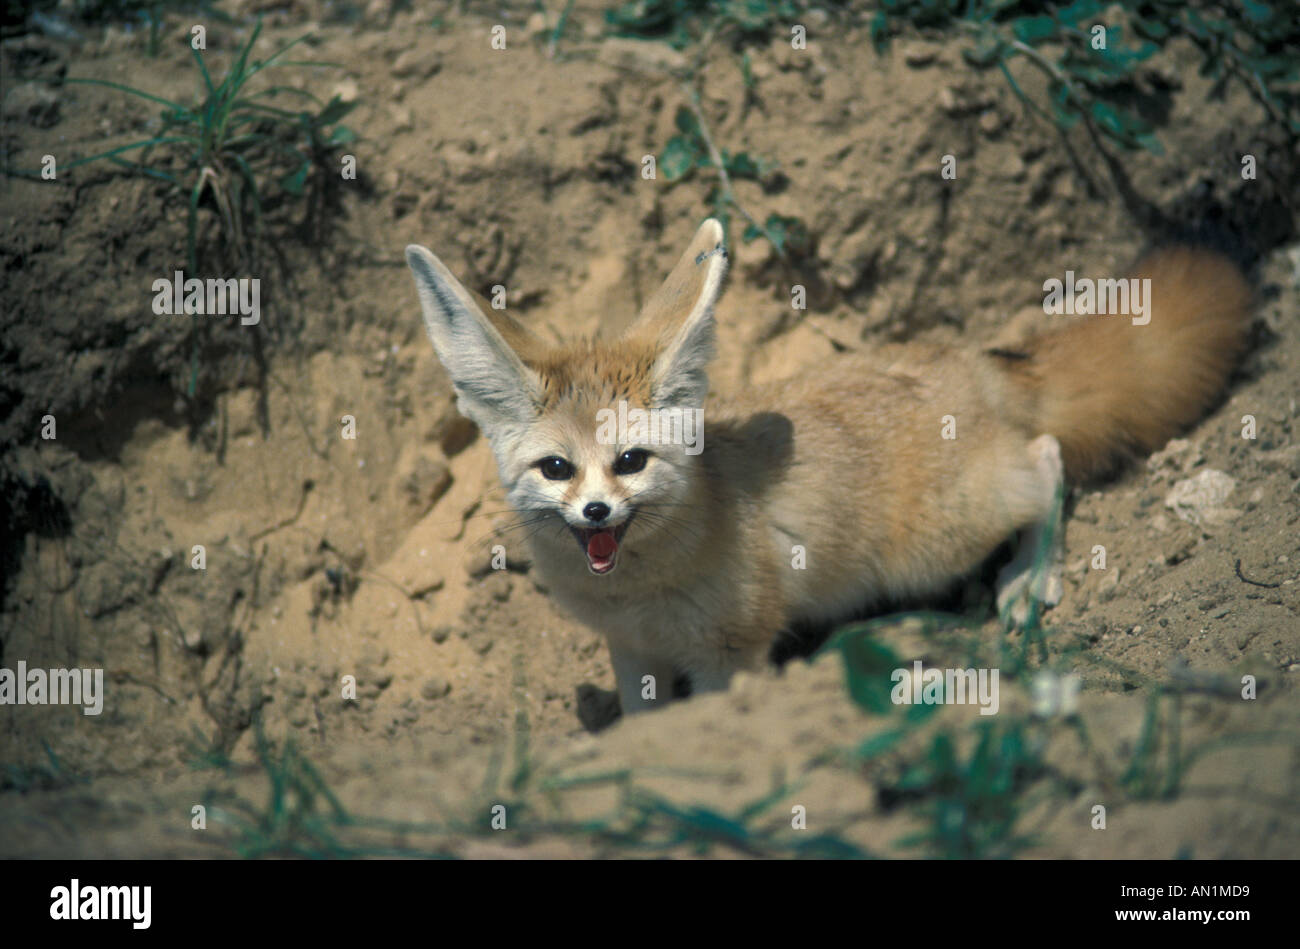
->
[405,245,542,432]
[631,218,728,408]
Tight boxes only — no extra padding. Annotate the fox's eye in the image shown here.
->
[537,456,575,480]
[613,449,649,475]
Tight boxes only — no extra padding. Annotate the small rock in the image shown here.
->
[3,83,60,128]
[391,48,441,80]
[903,45,937,68]
[979,109,1007,136]
[1165,469,1237,526]
[390,104,414,134]
[421,676,451,700]
[330,78,359,104]
[596,37,686,74]
[937,84,994,115]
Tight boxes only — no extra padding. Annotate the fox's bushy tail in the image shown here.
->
[1000,247,1254,480]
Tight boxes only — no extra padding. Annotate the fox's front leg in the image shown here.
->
[607,641,677,715]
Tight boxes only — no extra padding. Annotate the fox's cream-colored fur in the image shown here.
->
[406,220,1253,715]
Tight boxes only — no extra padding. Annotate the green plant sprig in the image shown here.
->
[871,0,1300,154]
[34,18,356,273]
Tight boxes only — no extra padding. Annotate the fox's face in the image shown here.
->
[497,379,703,575]
[406,220,728,577]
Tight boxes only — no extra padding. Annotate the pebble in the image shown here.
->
[1166,469,1238,526]
[391,47,441,79]
[421,676,451,700]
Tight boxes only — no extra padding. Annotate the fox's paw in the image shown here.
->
[998,433,1065,629]
[996,556,1064,629]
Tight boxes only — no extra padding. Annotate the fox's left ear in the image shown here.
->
[405,244,542,434]
[631,218,728,408]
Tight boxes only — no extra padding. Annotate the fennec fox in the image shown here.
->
[406,219,1252,715]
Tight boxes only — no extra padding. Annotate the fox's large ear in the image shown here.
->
[631,218,728,408]
[406,244,542,432]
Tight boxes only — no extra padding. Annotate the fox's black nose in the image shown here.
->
[583,502,610,523]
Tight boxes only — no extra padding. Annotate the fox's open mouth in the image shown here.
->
[571,519,631,576]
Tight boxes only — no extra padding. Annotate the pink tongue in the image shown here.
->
[587,531,618,560]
